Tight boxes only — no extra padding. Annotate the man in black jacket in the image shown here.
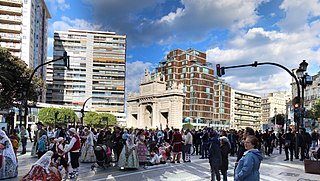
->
[283,128,294,161]
[208,132,221,181]
[200,129,209,159]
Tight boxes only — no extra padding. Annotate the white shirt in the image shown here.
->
[66,136,80,152]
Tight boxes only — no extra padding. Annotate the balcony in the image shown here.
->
[0,15,21,24]
[0,5,22,15]
[0,33,21,42]
[0,0,22,7]
[0,24,21,33]
[2,44,21,51]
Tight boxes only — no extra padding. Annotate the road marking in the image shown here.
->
[90,164,196,181]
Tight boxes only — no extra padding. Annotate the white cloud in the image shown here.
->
[207,25,320,95]
[277,0,320,32]
[50,16,102,32]
[126,61,155,93]
[46,0,70,13]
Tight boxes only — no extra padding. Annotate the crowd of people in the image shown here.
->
[0,122,318,181]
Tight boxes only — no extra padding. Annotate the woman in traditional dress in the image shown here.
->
[37,135,47,159]
[136,135,149,166]
[80,127,96,163]
[0,130,18,179]
[21,151,62,181]
[118,134,139,169]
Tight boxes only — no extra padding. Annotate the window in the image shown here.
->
[203,68,209,74]
[191,67,194,72]
[181,74,184,79]
[191,73,194,78]
[182,67,186,73]
[206,87,210,93]
[168,69,172,74]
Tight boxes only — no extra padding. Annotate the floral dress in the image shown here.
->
[118,135,139,169]
[80,132,96,163]
[0,131,18,179]
[21,151,62,181]
[136,140,149,164]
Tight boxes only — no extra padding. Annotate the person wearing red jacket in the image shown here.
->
[64,128,81,179]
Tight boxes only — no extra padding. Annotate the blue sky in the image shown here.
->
[45,0,320,96]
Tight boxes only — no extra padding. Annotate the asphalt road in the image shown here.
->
[7,142,320,181]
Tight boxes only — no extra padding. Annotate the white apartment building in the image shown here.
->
[0,0,50,73]
[230,89,262,130]
[261,91,291,125]
[46,29,126,125]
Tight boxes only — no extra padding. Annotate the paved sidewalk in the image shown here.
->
[7,144,320,181]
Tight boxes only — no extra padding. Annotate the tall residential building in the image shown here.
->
[156,48,231,129]
[46,29,126,125]
[230,89,262,130]
[0,0,50,73]
[261,91,291,126]
[0,0,23,58]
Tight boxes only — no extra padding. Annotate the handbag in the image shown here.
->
[304,159,320,174]
[285,140,291,147]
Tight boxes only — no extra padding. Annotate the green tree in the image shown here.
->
[305,109,314,119]
[97,112,117,128]
[38,107,59,127]
[270,114,286,126]
[59,108,78,126]
[0,47,43,109]
[38,107,77,127]
[311,99,320,119]
[83,112,99,127]
[182,123,194,130]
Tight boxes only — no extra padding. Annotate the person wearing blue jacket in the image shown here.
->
[235,135,263,181]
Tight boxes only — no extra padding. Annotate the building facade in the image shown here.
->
[0,0,50,71]
[304,72,320,109]
[127,70,185,129]
[0,0,23,58]
[156,48,231,129]
[46,29,126,125]
[291,70,320,109]
[261,91,291,129]
[230,89,262,130]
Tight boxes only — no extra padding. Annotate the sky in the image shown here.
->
[45,0,320,96]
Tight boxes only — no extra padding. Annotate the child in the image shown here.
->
[149,151,160,165]
[55,137,69,179]
[158,143,167,164]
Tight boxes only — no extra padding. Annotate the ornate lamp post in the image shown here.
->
[274,107,277,131]
[296,60,309,128]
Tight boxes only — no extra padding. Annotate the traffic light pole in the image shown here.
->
[23,52,69,128]
[217,61,301,156]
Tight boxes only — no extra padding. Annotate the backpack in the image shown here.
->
[11,139,19,149]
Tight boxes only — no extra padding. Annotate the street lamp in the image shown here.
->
[296,60,310,129]
[299,60,308,72]
[274,107,277,131]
